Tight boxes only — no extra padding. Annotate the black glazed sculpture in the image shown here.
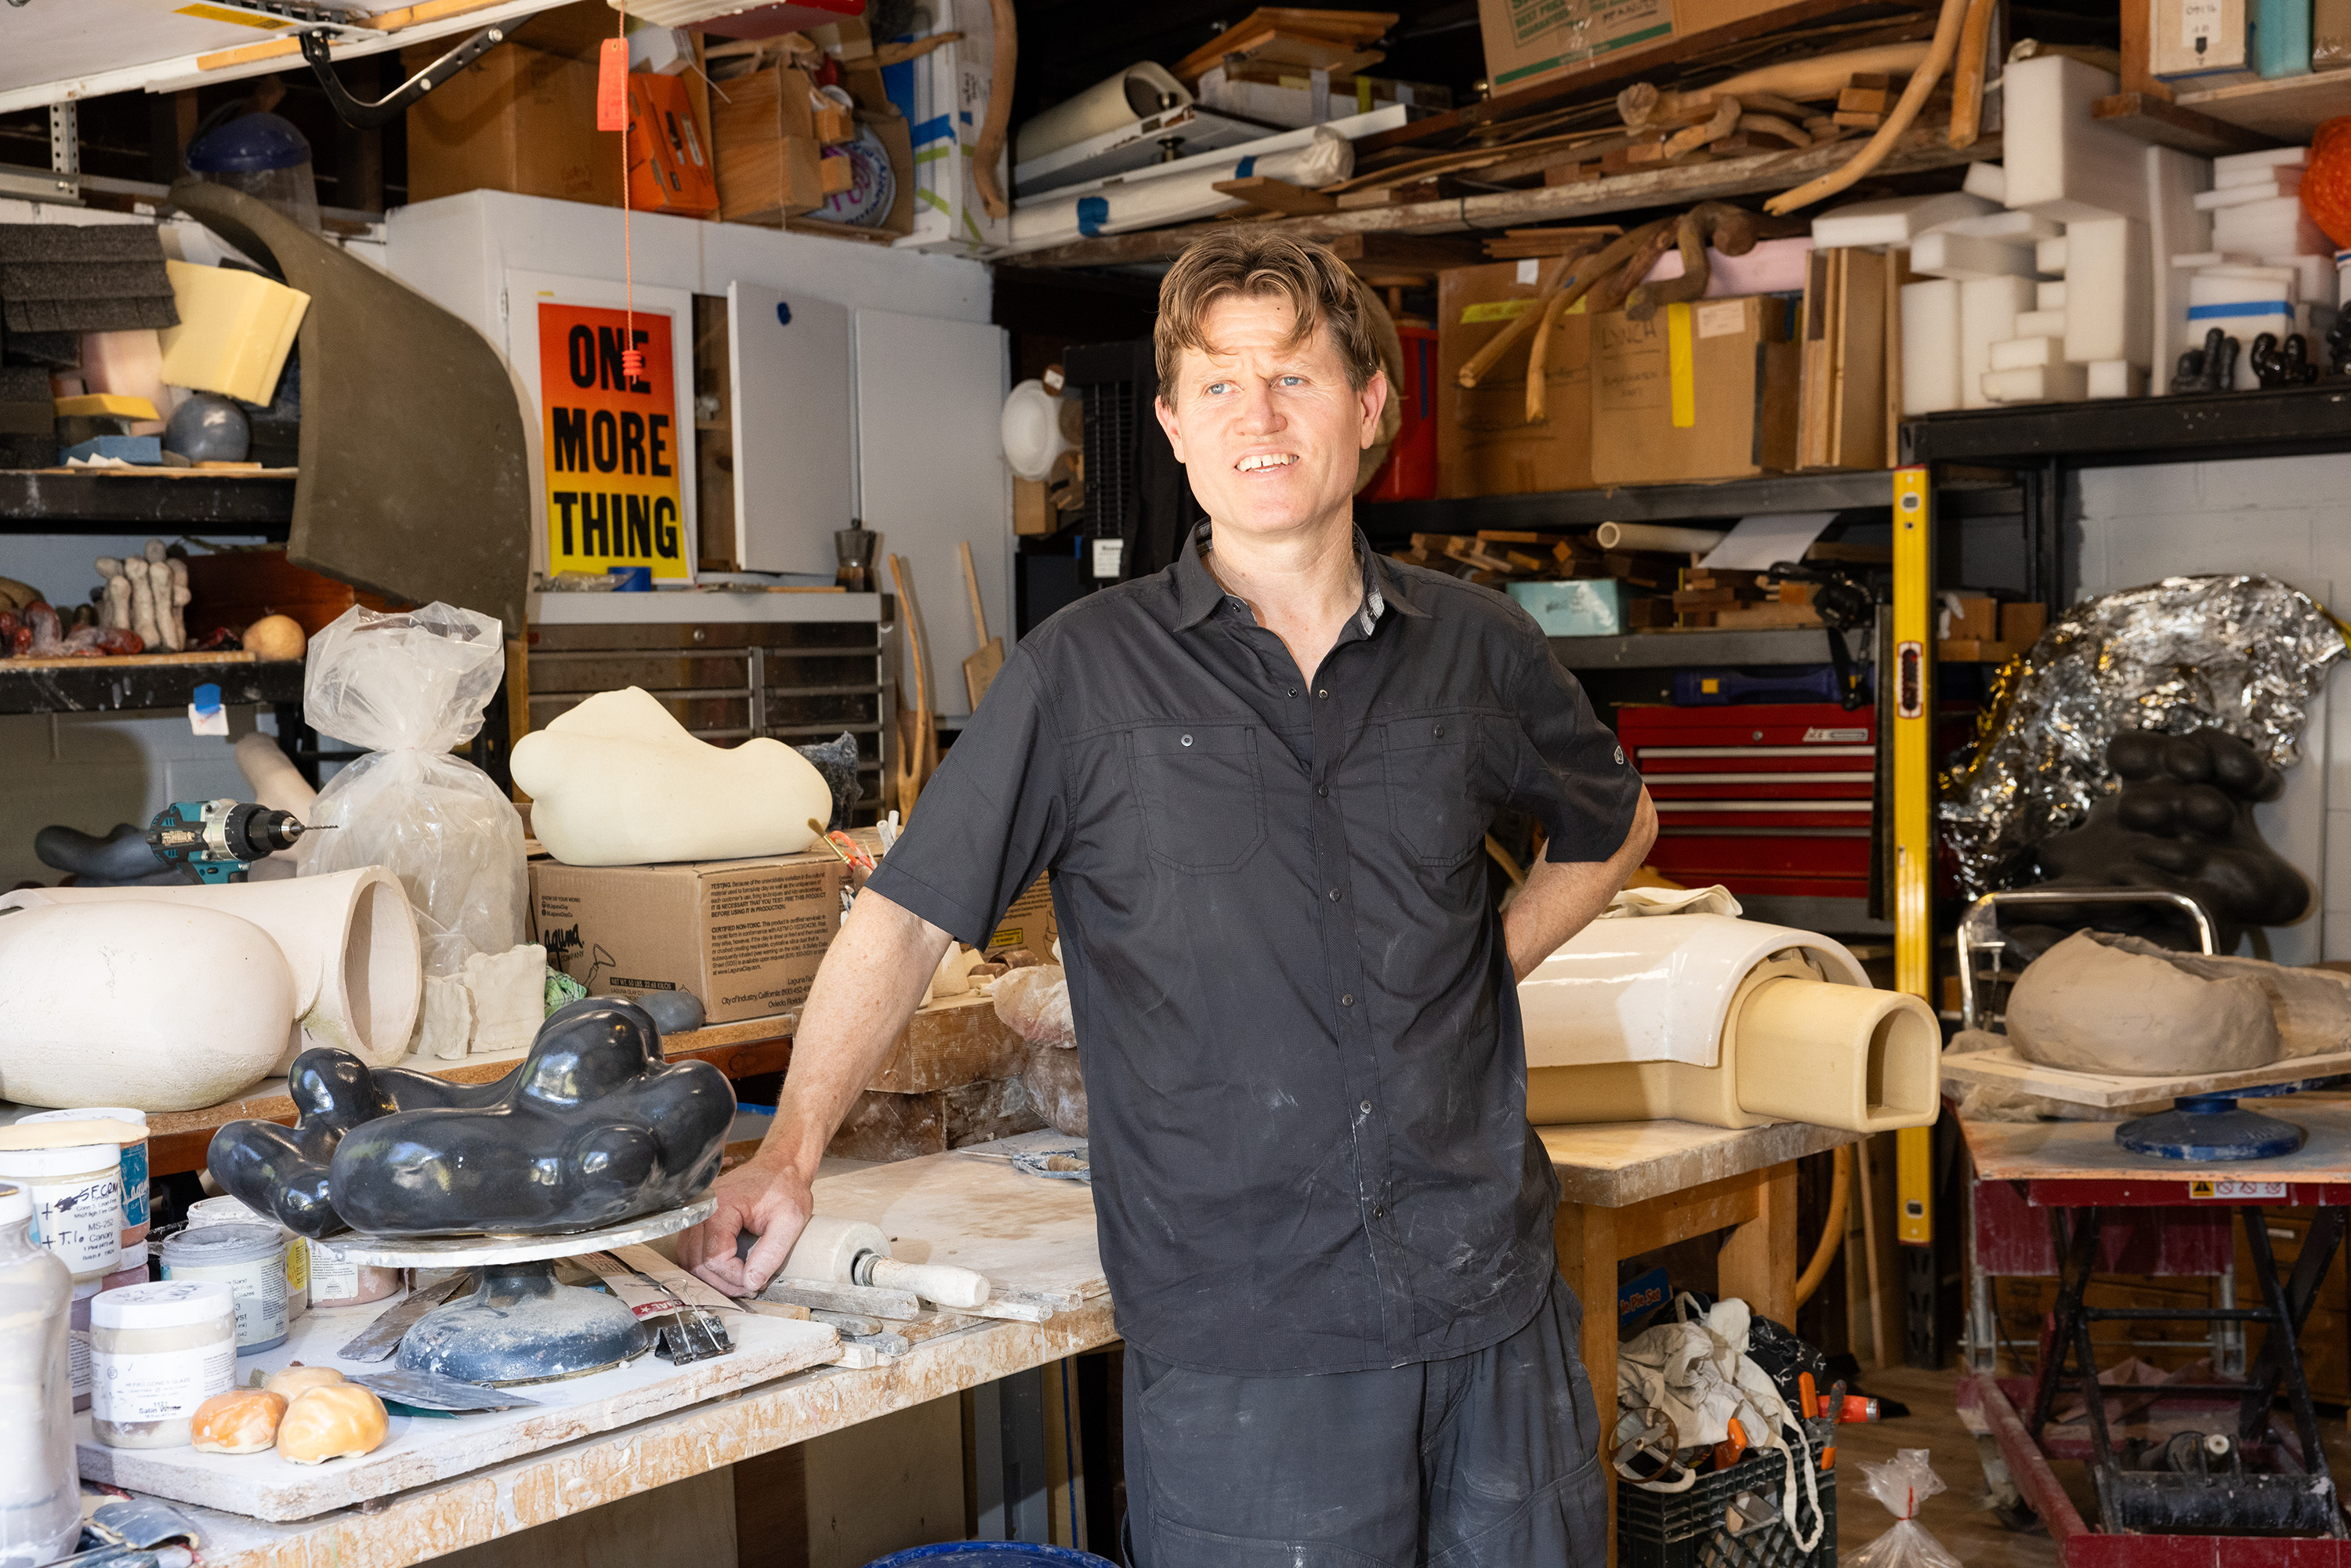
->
[207,998,734,1238]
[2007,727,2309,960]
[2170,328,2241,394]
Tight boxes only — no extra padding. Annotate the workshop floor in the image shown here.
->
[1831,1367,2351,1563]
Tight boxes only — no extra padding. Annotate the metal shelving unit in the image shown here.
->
[1359,469,2023,541]
[0,656,303,716]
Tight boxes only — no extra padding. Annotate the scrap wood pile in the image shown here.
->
[1389,531,1832,632]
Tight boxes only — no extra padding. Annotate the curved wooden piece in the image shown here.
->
[1947,0,2001,148]
[1737,112,1813,148]
[1461,217,1675,392]
[971,0,1017,219]
[1665,96,1742,159]
[1762,0,1970,215]
[1588,219,1680,316]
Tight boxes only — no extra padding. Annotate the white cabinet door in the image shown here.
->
[730,281,853,575]
[854,310,1009,718]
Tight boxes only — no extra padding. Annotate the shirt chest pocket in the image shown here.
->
[1128,724,1267,874]
[1380,713,1490,867]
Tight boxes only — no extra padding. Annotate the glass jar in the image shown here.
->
[20,1110,150,1248]
[0,1142,122,1285]
[159,1225,287,1354]
[0,1182,79,1566]
[89,1280,236,1450]
[65,1279,100,1414]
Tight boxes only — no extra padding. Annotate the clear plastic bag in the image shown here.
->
[298,604,526,977]
[1846,1449,1962,1568]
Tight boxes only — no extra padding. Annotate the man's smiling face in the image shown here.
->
[1154,290,1387,548]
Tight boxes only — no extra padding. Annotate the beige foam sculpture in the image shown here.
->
[513,686,835,866]
[1519,909,1940,1132]
[0,867,422,1111]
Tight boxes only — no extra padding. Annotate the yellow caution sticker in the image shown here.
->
[1666,301,1696,429]
[2190,1179,2287,1200]
[989,925,1026,950]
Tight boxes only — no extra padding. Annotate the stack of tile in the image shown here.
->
[0,224,179,335]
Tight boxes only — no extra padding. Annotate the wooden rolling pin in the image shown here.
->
[748,1217,994,1309]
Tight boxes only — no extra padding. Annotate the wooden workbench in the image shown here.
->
[1543,1117,1863,1566]
[118,1132,1113,1568]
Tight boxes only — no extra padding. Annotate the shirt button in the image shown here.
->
[1290,686,1299,697]
[1317,688,1329,699]
[1371,1204,1387,1219]
[1316,783,1329,797]
[1433,723,1444,737]
[1359,1100,1372,1114]
[1180,734,1194,747]
[1340,993,1355,1007]
[1328,889,1343,902]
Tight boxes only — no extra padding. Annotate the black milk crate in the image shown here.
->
[1617,1447,1837,1568]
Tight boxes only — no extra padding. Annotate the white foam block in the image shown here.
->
[2002,54,2148,223]
[2214,145,2310,181]
[1930,210,2067,243]
[2085,360,2146,399]
[2187,268,2300,388]
[1811,191,2001,248]
[1990,335,2064,369]
[1983,361,2090,403]
[1960,275,2037,410]
[1900,278,1963,415]
[1911,229,2042,280]
[2172,250,2259,267]
[2266,252,2331,302]
[2212,196,2331,256]
[2038,237,2070,273]
[1964,161,2009,203]
[2146,147,2215,379]
[2017,306,2069,337]
[2063,215,2152,366]
[2038,281,2069,309]
[2196,176,2304,209]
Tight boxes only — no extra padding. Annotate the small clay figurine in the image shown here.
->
[2169,327,2241,394]
[93,558,130,631]
[2251,331,2322,389]
[123,557,161,650]
[143,541,187,651]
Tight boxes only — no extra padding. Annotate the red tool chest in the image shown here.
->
[1615,703,1875,900]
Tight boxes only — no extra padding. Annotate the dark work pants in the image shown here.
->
[1121,1276,1607,1566]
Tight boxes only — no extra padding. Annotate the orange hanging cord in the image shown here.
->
[617,0,643,382]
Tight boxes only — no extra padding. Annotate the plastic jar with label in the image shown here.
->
[159,1224,288,1354]
[66,1278,100,1414]
[309,1244,404,1311]
[89,1280,237,1450]
[185,1196,310,1320]
[0,1142,123,1284]
[18,1110,150,1248]
[0,1181,78,1566]
[103,1240,148,1293]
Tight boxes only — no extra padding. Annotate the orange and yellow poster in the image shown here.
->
[538,301,689,580]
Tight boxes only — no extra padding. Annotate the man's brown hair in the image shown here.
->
[1154,230,1385,404]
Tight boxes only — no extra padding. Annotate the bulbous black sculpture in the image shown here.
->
[2012,727,2309,958]
[207,998,734,1238]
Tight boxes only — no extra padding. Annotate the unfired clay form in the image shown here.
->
[2005,929,2287,1076]
[511,687,834,867]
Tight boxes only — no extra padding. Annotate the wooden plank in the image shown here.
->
[2176,71,2351,139]
[1212,175,1339,214]
[2,650,259,670]
[1538,1117,1863,1208]
[1009,128,1999,269]
[1940,1043,2351,1110]
[2092,91,2281,155]
[1319,231,1489,270]
[1961,1100,2351,1185]
[1611,1168,1764,1256]
[1552,1199,1621,1567]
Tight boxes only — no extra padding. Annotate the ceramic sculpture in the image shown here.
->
[16,867,421,1075]
[0,902,296,1112]
[208,998,733,1238]
[2003,929,2351,1075]
[1518,907,1940,1132]
[511,686,834,865]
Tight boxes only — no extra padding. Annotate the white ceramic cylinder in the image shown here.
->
[89,1280,237,1450]
[0,902,297,1112]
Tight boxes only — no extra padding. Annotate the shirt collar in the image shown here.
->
[1172,520,1430,632]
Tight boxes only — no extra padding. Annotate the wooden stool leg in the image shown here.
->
[1556,1198,1621,1568]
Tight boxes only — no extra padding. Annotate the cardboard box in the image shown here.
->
[1589,296,1799,487]
[404,42,620,207]
[1942,595,1998,642]
[715,67,849,223]
[892,0,1010,254]
[1436,258,1593,498]
[1507,578,1632,636]
[987,875,1058,955]
[529,848,857,1024]
[1478,0,1796,100]
[2001,601,2048,648]
[628,72,720,219]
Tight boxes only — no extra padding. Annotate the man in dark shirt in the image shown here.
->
[683,230,1655,1563]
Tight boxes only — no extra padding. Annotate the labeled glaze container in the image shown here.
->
[103,1240,149,1293]
[187,1194,313,1320]
[66,1279,100,1413]
[89,1280,237,1450]
[0,1181,78,1566]
[19,1109,150,1247]
[307,1244,404,1311]
[0,1141,123,1284]
[160,1224,288,1354]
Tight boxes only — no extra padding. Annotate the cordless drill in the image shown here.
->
[147,798,325,884]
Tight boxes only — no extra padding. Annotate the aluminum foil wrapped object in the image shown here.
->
[1940,575,2346,899]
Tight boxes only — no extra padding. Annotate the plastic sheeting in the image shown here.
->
[297,603,527,979]
[1000,126,1353,255]
[1940,574,2346,898]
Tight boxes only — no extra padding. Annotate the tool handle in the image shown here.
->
[864,1255,992,1309]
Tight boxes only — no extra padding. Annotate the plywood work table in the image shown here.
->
[109,1133,1113,1568]
[1542,1117,1864,1567]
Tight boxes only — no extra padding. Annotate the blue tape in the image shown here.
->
[2188,301,2294,319]
[1078,196,1108,237]
[908,112,954,147]
[1234,155,1257,178]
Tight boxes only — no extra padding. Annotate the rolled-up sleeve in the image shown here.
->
[1499,614,1644,863]
[862,643,1069,946]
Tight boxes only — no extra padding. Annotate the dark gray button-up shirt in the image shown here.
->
[863,523,1643,1374]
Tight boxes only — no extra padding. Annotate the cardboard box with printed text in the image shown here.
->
[1590,295,1799,486]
